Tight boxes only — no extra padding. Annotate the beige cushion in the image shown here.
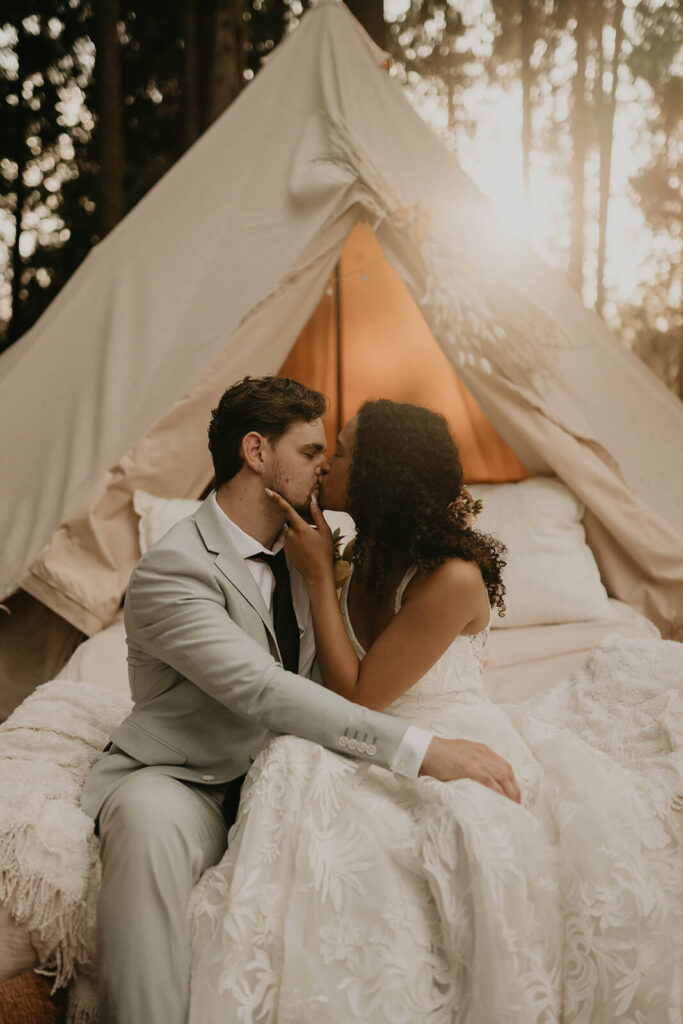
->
[470,478,611,629]
[133,490,202,554]
[55,611,129,694]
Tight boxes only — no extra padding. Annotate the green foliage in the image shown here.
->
[0,1,95,348]
[623,1,683,394]
[388,1,486,132]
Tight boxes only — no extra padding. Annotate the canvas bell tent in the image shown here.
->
[1,0,682,698]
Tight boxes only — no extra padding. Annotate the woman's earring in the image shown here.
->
[257,466,264,474]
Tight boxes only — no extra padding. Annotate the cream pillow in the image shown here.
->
[133,489,355,554]
[133,489,202,553]
[56,611,131,695]
[469,478,611,629]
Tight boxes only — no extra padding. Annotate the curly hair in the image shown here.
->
[346,399,507,615]
[208,376,327,487]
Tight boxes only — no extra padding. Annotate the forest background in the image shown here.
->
[1,0,681,396]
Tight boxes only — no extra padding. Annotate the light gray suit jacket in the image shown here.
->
[81,495,409,819]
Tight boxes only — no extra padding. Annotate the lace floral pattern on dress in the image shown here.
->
[188,574,683,1024]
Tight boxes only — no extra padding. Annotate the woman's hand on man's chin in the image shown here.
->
[265,488,335,583]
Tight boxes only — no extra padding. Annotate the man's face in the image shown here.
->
[318,417,356,512]
[267,418,329,516]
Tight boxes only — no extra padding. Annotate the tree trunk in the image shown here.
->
[520,0,533,210]
[568,0,588,293]
[8,21,27,347]
[96,0,125,238]
[208,0,245,125]
[344,0,386,48]
[183,0,201,149]
[447,79,455,131]
[596,0,623,315]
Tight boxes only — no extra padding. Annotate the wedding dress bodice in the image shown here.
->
[340,565,491,711]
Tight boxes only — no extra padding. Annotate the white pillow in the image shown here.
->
[133,489,356,555]
[469,478,610,629]
[133,489,202,553]
[56,611,131,695]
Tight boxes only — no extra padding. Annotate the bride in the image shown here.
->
[188,399,682,1023]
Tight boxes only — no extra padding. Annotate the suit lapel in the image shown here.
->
[214,547,277,646]
[195,497,278,648]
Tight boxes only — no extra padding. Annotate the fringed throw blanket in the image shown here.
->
[0,680,130,994]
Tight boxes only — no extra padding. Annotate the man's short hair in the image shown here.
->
[208,376,327,487]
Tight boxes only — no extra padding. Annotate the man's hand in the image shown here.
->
[420,737,522,803]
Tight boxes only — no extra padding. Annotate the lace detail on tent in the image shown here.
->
[322,114,638,447]
[323,117,561,394]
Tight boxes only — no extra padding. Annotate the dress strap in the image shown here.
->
[340,565,366,658]
[394,566,419,614]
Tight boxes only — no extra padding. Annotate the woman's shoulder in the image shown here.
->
[404,558,486,605]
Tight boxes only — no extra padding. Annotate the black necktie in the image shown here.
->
[250,549,300,673]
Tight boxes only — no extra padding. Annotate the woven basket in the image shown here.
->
[0,971,66,1024]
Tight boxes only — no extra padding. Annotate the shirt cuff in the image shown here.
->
[390,725,434,778]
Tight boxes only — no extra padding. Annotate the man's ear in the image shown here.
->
[241,431,267,475]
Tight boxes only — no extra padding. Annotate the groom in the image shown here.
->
[82,375,517,1024]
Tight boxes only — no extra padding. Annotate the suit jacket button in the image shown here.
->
[357,741,367,753]
[367,744,377,755]
[339,736,349,747]
[347,738,358,750]
[201,774,215,781]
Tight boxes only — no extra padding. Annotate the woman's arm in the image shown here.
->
[266,491,363,695]
[268,492,489,711]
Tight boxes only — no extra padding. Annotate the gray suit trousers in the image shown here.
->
[96,758,229,1024]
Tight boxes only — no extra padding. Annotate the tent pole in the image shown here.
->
[334,260,343,436]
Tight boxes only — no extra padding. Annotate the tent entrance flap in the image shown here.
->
[280,222,529,484]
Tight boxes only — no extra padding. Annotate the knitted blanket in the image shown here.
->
[0,680,130,994]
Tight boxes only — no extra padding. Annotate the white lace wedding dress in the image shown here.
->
[188,567,683,1024]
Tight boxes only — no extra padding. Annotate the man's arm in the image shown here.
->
[129,546,520,801]
[126,546,408,772]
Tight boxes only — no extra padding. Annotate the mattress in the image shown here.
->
[56,599,661,706]
[483,598,660,704]
[1,597,661,984]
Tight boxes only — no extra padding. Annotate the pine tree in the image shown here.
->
[0,2,94,350]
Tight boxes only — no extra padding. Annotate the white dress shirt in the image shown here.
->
[212,494,433,777]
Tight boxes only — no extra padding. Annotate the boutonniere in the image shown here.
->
[331,527,352,587]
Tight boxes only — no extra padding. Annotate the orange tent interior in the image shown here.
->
[279,222,528,483]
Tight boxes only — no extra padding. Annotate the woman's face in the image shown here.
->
[318,417,357,512]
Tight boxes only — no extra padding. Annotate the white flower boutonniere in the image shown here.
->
[331,527,352,587]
